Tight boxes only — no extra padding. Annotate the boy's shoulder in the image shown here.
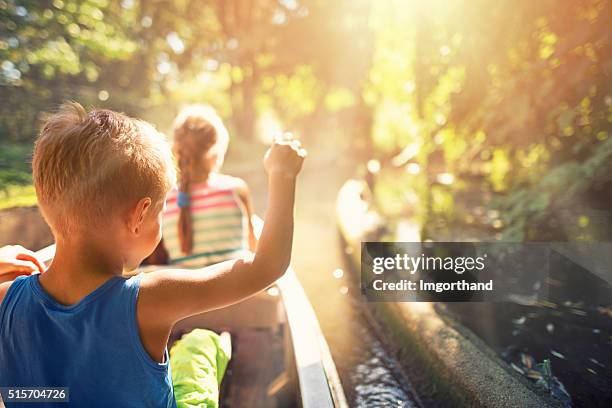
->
[0,280,12,305]
[0,274,32,307]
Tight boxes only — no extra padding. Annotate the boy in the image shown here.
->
[0,102,305,407]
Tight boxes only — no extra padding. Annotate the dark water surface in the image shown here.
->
[444,249,612,408]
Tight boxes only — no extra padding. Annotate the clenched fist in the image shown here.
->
[264,138,306,178]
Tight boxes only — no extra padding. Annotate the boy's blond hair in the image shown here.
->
[32,102,176,236]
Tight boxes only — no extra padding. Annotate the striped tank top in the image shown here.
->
[162,173,250,267]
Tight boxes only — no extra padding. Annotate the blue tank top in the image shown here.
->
[0,273,176,408]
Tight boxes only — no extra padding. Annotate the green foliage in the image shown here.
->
[0,143,32,187]
[257,65,323,124]
[1,0,609,239]
[0,184,37,209]
[365,0,611,241]
[1,0,372,181]
[494,136,612,241]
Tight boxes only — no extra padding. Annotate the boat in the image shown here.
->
[31,215,348,408]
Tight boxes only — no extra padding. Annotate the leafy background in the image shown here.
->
[1,0,610,241]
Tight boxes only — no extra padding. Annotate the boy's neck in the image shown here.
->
[38,235,125,306]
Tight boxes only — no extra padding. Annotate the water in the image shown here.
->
[228,145,421,407]
[443,250,612,407]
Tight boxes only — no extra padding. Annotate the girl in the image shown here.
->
[160,105,257,267]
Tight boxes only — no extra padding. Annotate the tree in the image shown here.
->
[364,0,611,241]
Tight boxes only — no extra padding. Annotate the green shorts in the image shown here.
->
[170,329,231,408]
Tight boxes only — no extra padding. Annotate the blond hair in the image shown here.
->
[33,102,176,237]
[172,105,229,254]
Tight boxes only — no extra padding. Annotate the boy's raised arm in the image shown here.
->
[138,140,305,326]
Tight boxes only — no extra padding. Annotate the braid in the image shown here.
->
[173,105,226,256]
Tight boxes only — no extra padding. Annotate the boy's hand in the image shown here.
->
[0,245,46,276]
[264,138,306,178]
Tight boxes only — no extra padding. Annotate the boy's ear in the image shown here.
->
[130,197,152,235]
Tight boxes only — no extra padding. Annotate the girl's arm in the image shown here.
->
[136,141,305,360]
[236,179,258,251]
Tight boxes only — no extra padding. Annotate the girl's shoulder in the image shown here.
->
[211,173,247,190]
